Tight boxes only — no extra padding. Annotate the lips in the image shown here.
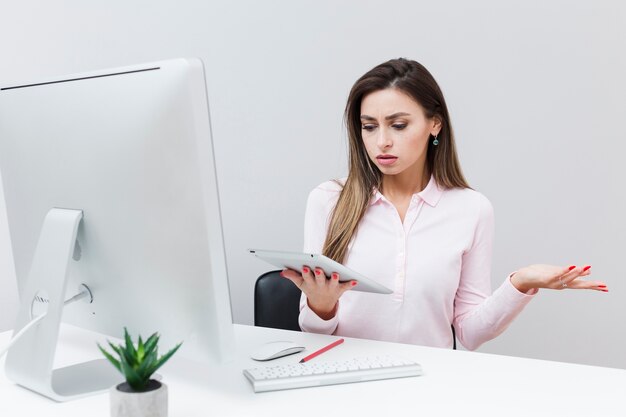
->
[376,155,398,166]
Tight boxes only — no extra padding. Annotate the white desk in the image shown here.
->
[1,324,625,417]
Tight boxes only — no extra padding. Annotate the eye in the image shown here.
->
[361,124,377,132]
[392,123,407,130]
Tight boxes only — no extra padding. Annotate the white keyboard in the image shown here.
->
[243,355,422,393]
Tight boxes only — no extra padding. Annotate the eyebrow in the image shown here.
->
[360,112,411,121]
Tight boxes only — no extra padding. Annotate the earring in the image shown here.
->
[433,134,439,146]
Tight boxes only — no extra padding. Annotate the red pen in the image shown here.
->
[299,338,345,363]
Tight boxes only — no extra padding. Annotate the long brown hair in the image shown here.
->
[323,58,471,263]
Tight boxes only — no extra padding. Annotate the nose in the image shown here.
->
[376,128,392,150]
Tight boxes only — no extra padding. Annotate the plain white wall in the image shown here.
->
[1,0,624,368]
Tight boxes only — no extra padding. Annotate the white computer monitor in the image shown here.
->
[0,58,235,401]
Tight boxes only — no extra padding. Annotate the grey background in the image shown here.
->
[1,0,624,368]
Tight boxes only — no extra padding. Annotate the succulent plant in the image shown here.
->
[98,328,182,392]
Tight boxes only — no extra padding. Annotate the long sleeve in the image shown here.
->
[298,182,342,334]
[453,194,537,351]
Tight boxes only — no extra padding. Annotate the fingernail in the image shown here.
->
[583,265,591,271]
[315,269,322,276]
[598,285,606,288]
[602,289,609,292]
[351,281,357,286]
[332,273,338,280]
[302,267,309,274]
[568,265,576,271]
[279,271,285,277]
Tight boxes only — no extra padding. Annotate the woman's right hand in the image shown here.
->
[281,266,356,320]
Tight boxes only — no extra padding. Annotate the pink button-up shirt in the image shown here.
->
[299,174,536,350]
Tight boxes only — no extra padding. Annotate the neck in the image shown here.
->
[381,163,430,199]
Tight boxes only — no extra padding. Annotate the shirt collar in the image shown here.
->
[370,174,443,207]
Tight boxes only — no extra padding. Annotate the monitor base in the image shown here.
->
[5,208,120,401]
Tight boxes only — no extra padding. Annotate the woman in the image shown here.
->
[281,58,607,350]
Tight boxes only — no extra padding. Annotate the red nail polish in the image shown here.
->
[332,273,338,280]
[568,265,576,271]
[602,289,609,292]
[351,281,357,286]
[583,265,591,271]
[315,269,321,276]
[598,285,606,288]
[302,267,309,274]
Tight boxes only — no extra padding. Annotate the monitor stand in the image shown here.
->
[5,208,121,401]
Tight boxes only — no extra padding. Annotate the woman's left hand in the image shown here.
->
[510,265,608,293]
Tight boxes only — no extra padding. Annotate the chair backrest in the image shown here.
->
[451,325,456,350]
[254,270,302,331]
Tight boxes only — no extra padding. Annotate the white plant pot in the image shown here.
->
[110,380,168,417]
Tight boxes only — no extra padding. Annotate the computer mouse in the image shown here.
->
[250,341,306,361]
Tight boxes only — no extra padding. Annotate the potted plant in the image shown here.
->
[98,328,182,417]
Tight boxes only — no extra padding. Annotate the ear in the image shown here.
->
[431,116,442,136]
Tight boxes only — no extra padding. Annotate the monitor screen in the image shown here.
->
[0,59,235,376]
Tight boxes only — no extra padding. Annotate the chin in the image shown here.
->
[376,165,403,175]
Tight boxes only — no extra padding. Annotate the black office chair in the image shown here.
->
[451,325,457,350]
[253,269,457,349]
[254,270,302,331]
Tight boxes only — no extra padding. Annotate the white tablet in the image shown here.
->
[249,249,393,295]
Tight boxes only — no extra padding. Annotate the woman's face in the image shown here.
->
[360,88,440,178]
